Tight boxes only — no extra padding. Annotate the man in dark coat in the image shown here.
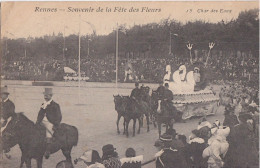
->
[130,82,141,101]
[186,129,207,168]
[1,86,15,127]
[162,84,184,122]
[163,83,173,102]
[36,88,62,159]
[155,134,188,168]
[224,112,259,168]
[156,81,165,99]
[223,104,239,128]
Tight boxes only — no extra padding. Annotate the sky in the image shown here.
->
[1,1,259,38]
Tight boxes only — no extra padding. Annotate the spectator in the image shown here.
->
[102,144,121,168]
[120,148,143,168]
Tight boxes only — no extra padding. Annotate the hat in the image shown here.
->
[125,148,136,157]
[43,88,53,95]
[159,133,172,142]
[194,67,200,72]
[102,144,116,155]
[1,86,9,95]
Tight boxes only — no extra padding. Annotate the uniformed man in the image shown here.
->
[156,81,165,99]
[1,86,15,127]
[155,134,188,168]
[163,83,173,102]
[162,83,184,122]
[130,82,141,101]
[36,88,62,159]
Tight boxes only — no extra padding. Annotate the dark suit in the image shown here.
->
[156,148,188,168]
[36,101,62,127]
[1,99,15,126]
[130,88,141,100]
[156,86,165,99]
[163,89,173,101]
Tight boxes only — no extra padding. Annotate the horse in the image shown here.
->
[140,86,156,127]
[113,95,127,134]
[2,113,78,168]
[123,96,143,137]
[151,90,178,137]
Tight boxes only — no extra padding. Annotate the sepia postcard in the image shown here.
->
[0,1,259,168]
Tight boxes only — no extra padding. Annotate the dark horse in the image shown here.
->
[140,86,156,127]
[123,96,150,137]
[2,113,78,168]
[113,95,127,134]
[151,90,179,137]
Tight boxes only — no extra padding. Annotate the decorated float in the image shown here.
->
[163,42,219,119]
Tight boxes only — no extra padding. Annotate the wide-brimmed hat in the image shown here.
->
[43,88,53,95]
[102,144,116,155]
[1,86,9,95]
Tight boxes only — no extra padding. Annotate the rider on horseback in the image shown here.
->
[156,81,165,100]
[162,83,174,113]
[36,88,62,159]
[1,86,15,128]
[130,82,141,101]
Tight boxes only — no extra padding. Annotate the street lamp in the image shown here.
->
[77,15,95,104]
[169,32,178,55]
[87,37,92,57]
[63,26,68,65]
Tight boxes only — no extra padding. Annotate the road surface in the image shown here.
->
[0,81,224,168]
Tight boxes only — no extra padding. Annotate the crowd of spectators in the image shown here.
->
[65,99,259,168]
[1,50,258,84]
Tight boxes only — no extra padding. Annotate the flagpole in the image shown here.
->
[78,15,81,104]
[116,23,118,91]
[169,32,172,54]
[63,26,66,65]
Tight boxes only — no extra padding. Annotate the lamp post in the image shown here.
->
[169,32,172,55]
[76,16,95,104]
[169,32,178,55]
[78,15,81,104]
[63,26,68,65]
[116,23,119,90]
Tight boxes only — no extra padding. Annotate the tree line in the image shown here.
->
[2,9,259,64]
